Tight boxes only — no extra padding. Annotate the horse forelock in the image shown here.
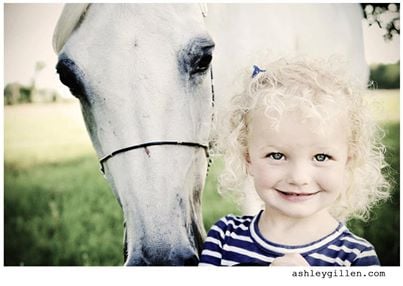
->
[52,3,91,54]
[199,3,208,17]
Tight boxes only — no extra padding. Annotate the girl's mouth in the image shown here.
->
[276,189,320,202]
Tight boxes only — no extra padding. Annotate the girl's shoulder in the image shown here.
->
[338,226,380,266]
[215,213,255,228]
[339,226,377,251]
[207,213,256,236]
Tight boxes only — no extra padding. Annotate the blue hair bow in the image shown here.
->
[252,65,266,78]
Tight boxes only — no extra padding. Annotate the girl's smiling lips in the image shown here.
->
[275,189,321,202]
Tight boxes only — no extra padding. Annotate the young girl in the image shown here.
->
[199,57,391,266]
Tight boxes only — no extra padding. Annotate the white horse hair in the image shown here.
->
[53,3,368,266]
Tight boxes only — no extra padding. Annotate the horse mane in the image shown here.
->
[52,3,90,53]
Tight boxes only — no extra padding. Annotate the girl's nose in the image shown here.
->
[286,162,311,186]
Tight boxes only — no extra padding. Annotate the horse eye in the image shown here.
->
[178,37,214,78]
[56,58,85,98]
[192,54,212,74]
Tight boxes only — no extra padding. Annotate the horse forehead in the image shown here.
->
[62,4,209,78]
[86,4,206,38]
[124,3,204,21]
[62,3,208,63]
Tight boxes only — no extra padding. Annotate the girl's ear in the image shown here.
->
[245,151,254,177]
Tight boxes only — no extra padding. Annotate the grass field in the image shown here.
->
[3,89,400,265]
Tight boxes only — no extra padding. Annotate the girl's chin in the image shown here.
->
[263,199,322,219]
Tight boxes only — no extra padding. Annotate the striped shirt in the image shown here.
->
[199,211,380,266]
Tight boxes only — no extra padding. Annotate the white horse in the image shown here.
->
[53,3,368,266]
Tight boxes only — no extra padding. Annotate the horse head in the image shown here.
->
[53,4,214,265]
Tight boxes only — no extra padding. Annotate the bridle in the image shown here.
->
[99,64,214,174]
[99,5,215,176]
[99,141,210,175]
[99,69,214,176]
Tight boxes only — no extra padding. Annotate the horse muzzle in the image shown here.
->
[124,248,199,266]
[121,208,204,266]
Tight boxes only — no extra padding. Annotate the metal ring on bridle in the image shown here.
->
[99,141,209,175]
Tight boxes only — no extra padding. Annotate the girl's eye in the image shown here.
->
[314,153,331,162]
[267,152,285,160]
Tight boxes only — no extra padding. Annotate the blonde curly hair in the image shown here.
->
[216,57,390,222]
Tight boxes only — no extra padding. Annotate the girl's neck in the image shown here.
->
[258,208,339,246]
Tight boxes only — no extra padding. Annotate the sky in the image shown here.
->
[4,4,69,96]
[3,3,400,98]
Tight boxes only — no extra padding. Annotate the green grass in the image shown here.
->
[4,92,399,265]
[4,156,123,265]
[202,159,241,230]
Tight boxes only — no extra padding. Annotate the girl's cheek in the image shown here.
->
[316,168,346,192]
[256,167,284,187]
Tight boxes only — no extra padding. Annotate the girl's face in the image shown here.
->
[246,109,350,219]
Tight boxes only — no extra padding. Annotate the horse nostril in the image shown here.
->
[56,58,86,98]
[183,254,199,266]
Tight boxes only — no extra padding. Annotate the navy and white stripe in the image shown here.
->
[199,211,380,266]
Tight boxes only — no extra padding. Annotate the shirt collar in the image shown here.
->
[250,210,346,255]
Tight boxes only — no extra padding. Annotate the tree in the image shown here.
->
[361,3,400,41]
[28,61,46,102]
